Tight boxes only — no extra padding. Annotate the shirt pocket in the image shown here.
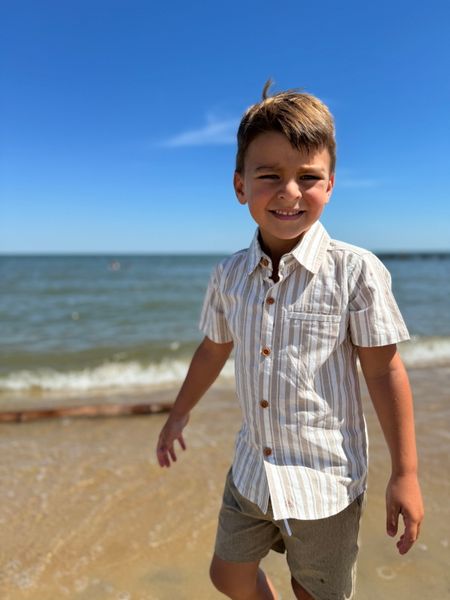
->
[287,311,341,324]
[285,310,342,376]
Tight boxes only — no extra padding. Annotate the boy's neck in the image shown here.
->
[258,230,304,267]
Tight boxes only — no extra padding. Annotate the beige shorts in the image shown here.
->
[214,468,365,600]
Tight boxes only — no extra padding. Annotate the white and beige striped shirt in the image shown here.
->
[199,221,409,520]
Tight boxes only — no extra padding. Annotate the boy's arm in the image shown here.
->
[357,344,424,555]
[156,335,233,468]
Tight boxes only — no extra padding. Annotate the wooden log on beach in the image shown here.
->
[0,402,173,423]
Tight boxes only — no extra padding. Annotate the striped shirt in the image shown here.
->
[199,221,410,520]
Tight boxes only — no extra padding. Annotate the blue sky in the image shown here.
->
[1,0,449,254]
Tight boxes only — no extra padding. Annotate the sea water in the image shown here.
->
[1,252,450,402]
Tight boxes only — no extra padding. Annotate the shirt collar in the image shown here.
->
[246,221,330,276]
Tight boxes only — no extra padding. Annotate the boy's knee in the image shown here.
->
[291,576,315,600]
[209,561,241,598]
[209,558,224,591]
[209,556,258,600]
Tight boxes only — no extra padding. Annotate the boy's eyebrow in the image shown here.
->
[254,164,280,171]
[254,164,326,173]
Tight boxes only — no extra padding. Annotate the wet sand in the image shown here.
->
[1,367,449,599]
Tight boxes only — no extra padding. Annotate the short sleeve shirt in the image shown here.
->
[199,221,410,520]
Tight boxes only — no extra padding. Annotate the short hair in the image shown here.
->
[235,79,336,174]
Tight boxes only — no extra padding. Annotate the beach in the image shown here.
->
[1,366,449,600]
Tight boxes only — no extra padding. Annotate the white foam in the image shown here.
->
[0,358,235,394]
[399,336,450,368]
[0,336,449,396]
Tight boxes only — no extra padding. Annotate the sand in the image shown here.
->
[1,367,449,599]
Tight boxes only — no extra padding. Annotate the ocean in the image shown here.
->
[1,252,450,404]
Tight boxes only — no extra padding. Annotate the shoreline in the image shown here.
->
[2,335,450,406]
[1,360,450,411]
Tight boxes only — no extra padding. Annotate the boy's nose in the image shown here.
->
[278,180,301,200]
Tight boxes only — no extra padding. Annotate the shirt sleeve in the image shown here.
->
[348,252,410,347]
[198,264,233,343]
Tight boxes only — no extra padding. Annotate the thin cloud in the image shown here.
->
[161,113,238,147]
[338,178,381,189]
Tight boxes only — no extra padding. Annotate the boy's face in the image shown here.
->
[234,131,334,258]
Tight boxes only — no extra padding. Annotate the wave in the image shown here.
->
[0,358,235,396]
[398,336,450,368]
[0,337,449,397]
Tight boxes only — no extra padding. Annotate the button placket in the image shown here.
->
[260,256,276,284]
[259,275,276,464]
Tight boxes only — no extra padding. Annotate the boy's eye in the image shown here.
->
[257,174,320,181]
[300,175,320,181]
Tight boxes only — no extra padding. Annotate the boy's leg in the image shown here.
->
[210,554,278,600]
[290,576,315,600]
[211,468,284,599]
[282,493,365,600]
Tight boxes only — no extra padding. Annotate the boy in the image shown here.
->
[156,81,424,600]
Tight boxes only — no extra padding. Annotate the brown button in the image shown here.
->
[266,297,275,305]
[260,258,269,268]
[260,400,269,408]
[261,347,271,356]
[263,447,272,457]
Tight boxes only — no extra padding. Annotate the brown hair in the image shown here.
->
[235,79,336,174]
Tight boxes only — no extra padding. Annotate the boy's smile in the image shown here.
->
[270,208,305,220]
[234,131,334,260]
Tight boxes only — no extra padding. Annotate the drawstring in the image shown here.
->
[283,518,292,536]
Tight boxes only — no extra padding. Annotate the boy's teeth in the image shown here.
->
[274,209,302,215]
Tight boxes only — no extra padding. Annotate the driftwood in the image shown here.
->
[0,402,173,423]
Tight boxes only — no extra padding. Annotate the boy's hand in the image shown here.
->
[386,472,424,555]
[156,413,189,468]
[154,337,233,469]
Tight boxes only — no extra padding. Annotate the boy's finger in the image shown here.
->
[156,447,168,467]
[178,434,187,451]
[397,536,414,554]
[169,447,177,462]
[386,503,400,537]
[156,440,172,467]
[397,515,419,554]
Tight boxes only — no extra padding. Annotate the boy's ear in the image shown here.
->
[325,173,335,203]
[233,171,246,205]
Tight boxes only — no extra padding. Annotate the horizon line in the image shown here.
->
[2,249,450,257]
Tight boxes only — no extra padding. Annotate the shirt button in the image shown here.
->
[260,258,269,268]
[261,347,271,356]
[263,447,272,457]
[260,400,269,408]
[266,297,275,305]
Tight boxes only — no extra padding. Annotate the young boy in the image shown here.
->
[156,81,424,600]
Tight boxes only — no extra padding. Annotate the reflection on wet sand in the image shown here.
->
[0,368,449,599]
